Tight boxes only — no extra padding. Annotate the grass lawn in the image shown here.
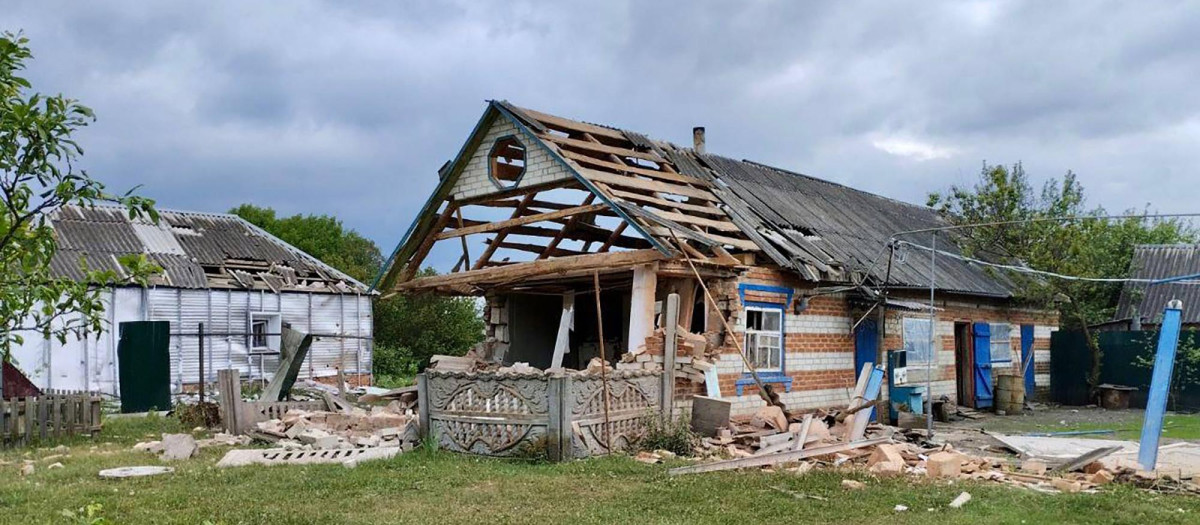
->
[3,415,1200,524]
[954,409,1200,441]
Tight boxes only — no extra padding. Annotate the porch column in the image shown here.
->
[627,263,658,354]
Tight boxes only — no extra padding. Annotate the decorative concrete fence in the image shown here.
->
[417,369,662,461]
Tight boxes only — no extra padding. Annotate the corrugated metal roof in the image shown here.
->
[1115,244,1200,324]
[48,206,371,294]
[700,155,1014,296]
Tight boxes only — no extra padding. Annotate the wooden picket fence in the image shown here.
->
[0,390,103,447]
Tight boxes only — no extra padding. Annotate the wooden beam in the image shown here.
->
[598,221,628,253]
[604,187,726,217]
[544,134,666,164]
[539,194,596,259]
[396,249,668,291]
[471,193,536,270]
[521,107,628,141]
[485,239,585,258]
[579,168,718,202]
[668,437,889,476]
[559,149,707,187]
[437,203,610,240]
[646,226,759,251]
[399,202,458,282]
[455,178,582,206]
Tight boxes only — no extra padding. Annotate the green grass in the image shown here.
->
[971,411,1200,441]
[3,416,1200,524]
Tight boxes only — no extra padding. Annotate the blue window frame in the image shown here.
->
[735,284,793,395]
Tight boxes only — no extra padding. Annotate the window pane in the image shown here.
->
[746,310,762,330]
[762,310,781,331]
[990,323,1012,361]
[903,318,932,362]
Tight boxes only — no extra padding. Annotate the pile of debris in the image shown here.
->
[247,401,419,452]
[672,404,1159,494]
[617,326,715,382]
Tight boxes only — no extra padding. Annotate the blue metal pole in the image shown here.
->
[1138,299,1183,471]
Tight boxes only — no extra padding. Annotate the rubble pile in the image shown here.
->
[672,405,1200,494]
[617,326,716,382]
[248,402,419,452]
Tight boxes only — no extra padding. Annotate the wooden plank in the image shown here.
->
[646,226,759,251]
[399,202,458,282]
[598,222,628,253]
[792,414,813,451]
[560,149,707,186]
[486,239,585,258]
[580,168,717,201]
[0,398,6,443]
[641,208,741,232]
[38,395,47,440]
[539,194,596,259]
[438,203,610,240]
[668,437,889,476]
[521,107,628,141]
[605,187,726,217]
[662,293,680,418]
[543,133,665,164]
[472,193,537,270]
[398,249,667,291]
[842,364,873,440]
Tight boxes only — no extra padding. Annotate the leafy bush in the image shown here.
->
[633,414,698,457]
[373,280,484,372]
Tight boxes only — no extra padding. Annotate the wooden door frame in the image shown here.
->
[954,322,975,407]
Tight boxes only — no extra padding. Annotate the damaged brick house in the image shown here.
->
[376,100,1057,418]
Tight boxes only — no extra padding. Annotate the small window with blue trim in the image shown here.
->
[744,306,783,371]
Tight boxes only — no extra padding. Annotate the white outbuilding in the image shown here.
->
[9,205,375,397]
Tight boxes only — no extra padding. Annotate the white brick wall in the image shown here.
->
[785,314,851,335]
[450,119,574,201]
[785,352,854,372]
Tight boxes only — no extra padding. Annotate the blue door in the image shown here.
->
[855,319,878,373]
[973,322,994,409]
[1021,324,1035,394]
[854,319,878,421]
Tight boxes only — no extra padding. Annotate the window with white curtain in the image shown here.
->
[903,317,933,363]
[744,307,783,371]
[990,322,1013,362]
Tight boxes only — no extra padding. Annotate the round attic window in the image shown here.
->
[488,135,527,188]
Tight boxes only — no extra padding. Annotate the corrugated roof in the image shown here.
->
[701,156,1014,296]
[48,206,371,294]
[1115,244,1200,324]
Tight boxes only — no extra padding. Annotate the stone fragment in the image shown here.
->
[1052,478,1083,493]
[948,492,972,509]
[751,406,788,431]
[926,451,962,479]
[1020,459,1048,475]
[99,466,174,479]
[841,479,865,490]
[160,433,199,461]
[635,451,662,464]
[1082,461,1105,475]
[47,462,64,469]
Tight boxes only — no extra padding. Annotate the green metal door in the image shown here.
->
[117,321,172,413]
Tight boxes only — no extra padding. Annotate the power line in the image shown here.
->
[894,240,1200,285]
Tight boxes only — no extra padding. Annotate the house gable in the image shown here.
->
[448,117,574,201]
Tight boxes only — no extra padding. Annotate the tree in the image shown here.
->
[372,268,484,377]
[228,204,483,379]
[1,32,157,363]
[929,162,1193,387]
[229,204,382,283]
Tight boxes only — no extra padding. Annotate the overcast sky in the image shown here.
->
[8,1,1200,271]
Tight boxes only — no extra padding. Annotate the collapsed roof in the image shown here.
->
[50,206,371,294]
[377,100,1014,298]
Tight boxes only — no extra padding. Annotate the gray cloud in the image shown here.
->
[7,0,1200,271]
